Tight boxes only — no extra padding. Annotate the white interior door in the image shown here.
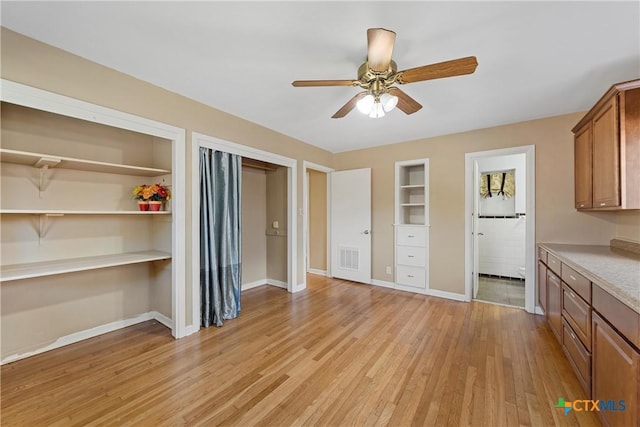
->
[330,168,371,284]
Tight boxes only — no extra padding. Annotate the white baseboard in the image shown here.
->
[534,305,545,316]
[371,279,396,289]
[371,279,466,303]
[266,278,288,289]
[150,311,173,329]
[307,268,327,276]
[1,312,166,365]
[427,289,467,302]
[292,282,306,293]
[242,279,267,291]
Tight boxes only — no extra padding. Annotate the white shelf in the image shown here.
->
[0,148,171,177]
[0,210,170,215]
[0,251,171,282]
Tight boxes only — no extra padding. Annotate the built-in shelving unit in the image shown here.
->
[0,79,187,363]
[394,159,430,295]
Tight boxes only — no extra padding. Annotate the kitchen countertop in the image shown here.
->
[539,243,640,314]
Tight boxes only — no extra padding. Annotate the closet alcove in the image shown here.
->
[240,158,289,291]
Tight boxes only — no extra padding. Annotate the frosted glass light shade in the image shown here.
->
[356,94,375,114]
[368,102,385,118]
[380,93,398,112]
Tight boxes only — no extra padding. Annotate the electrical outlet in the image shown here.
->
[385,266,392,275]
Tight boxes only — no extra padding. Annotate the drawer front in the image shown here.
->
[562,319,591,397]
[397,246,426,267]
[562,283,591,350]
[561,264,591,303]
[593,284,640,350]
[538,247,548,264]
[547,253,561,275]
[396,265,426,288]
[396,227,426,247]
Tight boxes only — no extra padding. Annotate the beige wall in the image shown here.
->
[242,167,267,287]
[616,211,640,242]
[334,113,627,295]
[308,170,327,271]
[266,166,288,283]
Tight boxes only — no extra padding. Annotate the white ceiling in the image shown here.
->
[2,1,639,153]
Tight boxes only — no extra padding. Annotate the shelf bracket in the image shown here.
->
[38,213,64,243]
[35,157,61,198]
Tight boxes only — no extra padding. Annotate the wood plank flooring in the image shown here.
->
[1,274,600,426]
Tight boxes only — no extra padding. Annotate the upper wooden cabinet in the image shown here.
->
[572,80,640,210]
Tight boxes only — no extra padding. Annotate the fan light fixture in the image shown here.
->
[356,91,398,118]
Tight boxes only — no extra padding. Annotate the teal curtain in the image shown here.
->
[200,148,242,327]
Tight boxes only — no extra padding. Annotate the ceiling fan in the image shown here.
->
[292,28,478,119]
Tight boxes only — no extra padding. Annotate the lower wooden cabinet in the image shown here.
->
[563,319,591,396]
[592,312,640,427]
[546,269,562,343]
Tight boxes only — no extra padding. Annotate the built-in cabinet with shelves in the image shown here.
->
[572,79,640,210]
[394,159,429,294]
[0,80,186,363]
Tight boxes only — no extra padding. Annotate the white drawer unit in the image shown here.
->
[396,226,427,247]
[396,265,426,288]
[396,245,426,267]
[394,158,430,295]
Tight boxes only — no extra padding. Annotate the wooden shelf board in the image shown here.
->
[0,148,171,177]
[0,251,171,282]
[0,210,171,215]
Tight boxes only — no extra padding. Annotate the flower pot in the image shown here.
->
[138,201,150,211]
[149,201,162,212]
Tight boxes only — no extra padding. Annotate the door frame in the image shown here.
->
[191,133,298,329]
[302,161,334,288]
[464,145,537,313]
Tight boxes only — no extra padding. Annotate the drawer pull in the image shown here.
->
[408,255,414,258]
[569,274,576,281]
[407,235,415,238]
[600,203,606,206]
[570,331,576,340]
[569,291,576,300]
[407,275,414,278]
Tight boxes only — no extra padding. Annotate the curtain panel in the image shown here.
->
[200,148,242,327]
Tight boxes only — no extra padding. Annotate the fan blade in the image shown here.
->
[397,56,478,84]
[388,87,423,115]
[292,80,357,87]
[367,28,396,72]
[332,92,368,119]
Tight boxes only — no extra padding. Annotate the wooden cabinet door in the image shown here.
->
[538,261,547,312]
[574,123,592,209]
[592,312,639,427]
[592,96,620,208]
[546,269,562,343]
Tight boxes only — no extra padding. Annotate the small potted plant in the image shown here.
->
[133,184,151,211]
[132,183,171,211]
[147,183,171,211]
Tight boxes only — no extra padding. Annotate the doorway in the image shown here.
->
[464,146,537,313]
[302,161,333,288]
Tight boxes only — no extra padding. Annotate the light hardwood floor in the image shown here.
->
[1,274,600,426]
